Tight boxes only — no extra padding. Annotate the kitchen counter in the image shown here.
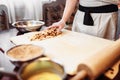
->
[0,28,120,80]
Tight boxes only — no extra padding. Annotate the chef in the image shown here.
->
[49,0,120,40]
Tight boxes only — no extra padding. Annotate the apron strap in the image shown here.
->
[79,4,118,26]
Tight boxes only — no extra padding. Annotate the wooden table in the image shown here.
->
[10,29,120,80]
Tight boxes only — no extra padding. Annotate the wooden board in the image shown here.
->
[10,29,119,79]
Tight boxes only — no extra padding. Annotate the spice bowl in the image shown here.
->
[5,44,44,67]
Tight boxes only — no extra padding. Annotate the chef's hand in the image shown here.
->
[48,20,66,32]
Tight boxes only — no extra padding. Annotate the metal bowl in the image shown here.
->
[17,58,66,80]
[6,44,44,67]
[12,20,45,33]
[0,58,66,80]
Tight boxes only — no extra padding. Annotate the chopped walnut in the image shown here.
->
[30,27,62,41]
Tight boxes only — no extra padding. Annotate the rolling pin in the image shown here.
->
[70,39,120,80]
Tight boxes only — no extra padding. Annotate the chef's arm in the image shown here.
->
[61,0,78,23]
[48,0,78,31]
[101,0,120,5]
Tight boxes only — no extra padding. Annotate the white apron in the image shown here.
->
[72,0,118,40]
